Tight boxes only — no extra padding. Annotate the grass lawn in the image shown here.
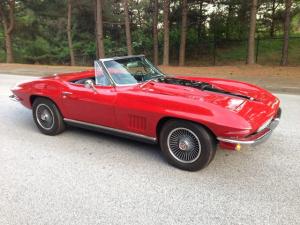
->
[216,37,300,66]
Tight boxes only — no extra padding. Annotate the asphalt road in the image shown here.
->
[0,74,299,225]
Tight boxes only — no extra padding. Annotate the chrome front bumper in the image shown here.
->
[9,94,21,102]
[217,108,281,145]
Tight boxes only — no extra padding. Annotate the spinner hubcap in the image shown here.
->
[167,128,201,163]
[36,104,54,130]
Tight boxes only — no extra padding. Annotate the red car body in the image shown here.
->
[10,68,281,150]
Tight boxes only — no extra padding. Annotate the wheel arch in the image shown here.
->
[29,95,65,117]
[30,95,66,135]
[30,95,57,106]
[156,117,217,141]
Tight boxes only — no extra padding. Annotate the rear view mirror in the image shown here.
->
[127,62,139,68]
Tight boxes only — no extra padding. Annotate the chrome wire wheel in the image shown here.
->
[167,127,201,163]
[35,104,54,130]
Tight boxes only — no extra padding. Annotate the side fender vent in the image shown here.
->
[129,115,147,131]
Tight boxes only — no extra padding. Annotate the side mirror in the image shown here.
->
[84,80,97,92]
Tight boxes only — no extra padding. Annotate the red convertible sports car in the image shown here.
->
[10,55,281,171]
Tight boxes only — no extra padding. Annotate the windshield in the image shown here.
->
[103,57,165,85]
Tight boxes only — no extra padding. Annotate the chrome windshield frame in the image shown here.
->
[98,55,165,87]
[94,60,116,87]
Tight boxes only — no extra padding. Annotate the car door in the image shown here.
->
[62,83,117,127]
[62,63,117,128]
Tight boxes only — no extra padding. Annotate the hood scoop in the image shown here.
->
[157,77,253,100]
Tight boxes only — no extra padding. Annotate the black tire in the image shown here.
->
[159,119,216,171]
[32,97,66,135]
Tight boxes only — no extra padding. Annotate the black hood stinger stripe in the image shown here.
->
[157,77,253,100]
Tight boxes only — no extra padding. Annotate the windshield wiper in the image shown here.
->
[150,74,165,80]
[139,75,164,88]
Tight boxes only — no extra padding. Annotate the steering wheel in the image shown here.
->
[133,71,145,82]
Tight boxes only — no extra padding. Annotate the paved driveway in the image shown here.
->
[0,75,299,225]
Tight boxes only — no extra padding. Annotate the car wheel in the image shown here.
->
[159,119,216,171]
[32,97,65,135]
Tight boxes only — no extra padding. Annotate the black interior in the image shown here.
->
[72,77,95,85]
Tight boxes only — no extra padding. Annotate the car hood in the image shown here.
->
[181,76,273,103]
[138,76,266,109]
[180,76,280,127]
[138,76,280,131]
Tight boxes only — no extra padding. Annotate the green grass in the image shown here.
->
[215,41,248,64]
[215,37,300,65]
[0,50,5,62]
[288,38,300,65]
[0,31,5,62]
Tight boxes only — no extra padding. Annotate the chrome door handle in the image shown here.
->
[62,91,72,96]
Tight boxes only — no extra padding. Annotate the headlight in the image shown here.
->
[257,118,272,133]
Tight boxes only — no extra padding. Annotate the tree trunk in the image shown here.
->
[281,0,292,66]
[67,0,75,66]
[163,0,170,66]
[0,1,15,63]
[197,1,203,42]
[152,0,159,66]
[270,0,276,37]
[96,0,105,58]
[123,0,132,55]
[247,0,258,65]
[4,32,13,63]
[179,0,187,66]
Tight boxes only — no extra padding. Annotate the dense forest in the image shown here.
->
[0,0,300,66]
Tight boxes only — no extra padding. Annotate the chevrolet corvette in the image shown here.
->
[10,55,281,171]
